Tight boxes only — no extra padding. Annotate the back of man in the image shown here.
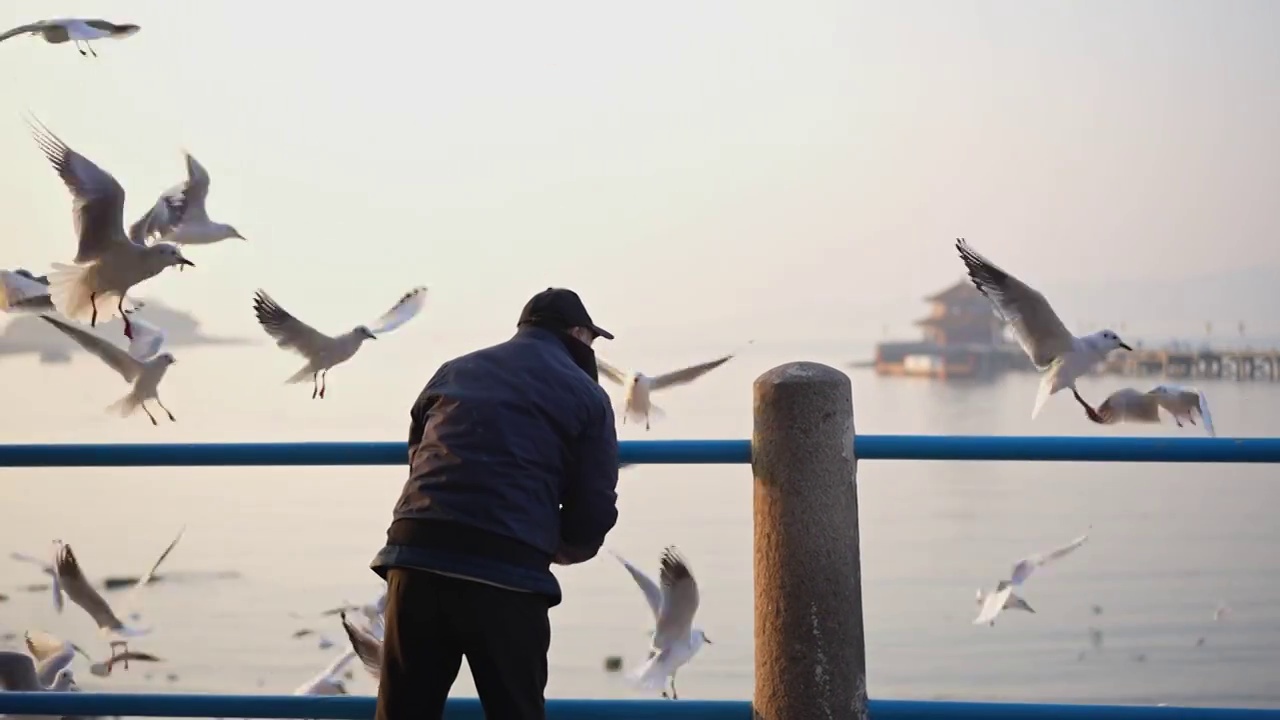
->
[371,288,620,720]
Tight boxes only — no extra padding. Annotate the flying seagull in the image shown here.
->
[597,345,747,430]
[339,611,383,680]
[26,115,194,337]
[610,547,711,700]
[52,530,183,664]
[252,286,429,399]
[129,151,244,250]
[1088,385,1215,436]
[40,313,178,425]
[0,18,139,57]
[974,530,1090,626]
[955,238,1132,420]
[293,651,357,696]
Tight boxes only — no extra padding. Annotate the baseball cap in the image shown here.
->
[517,288,614,340]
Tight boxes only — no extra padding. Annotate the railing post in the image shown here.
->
[752,361,866,720]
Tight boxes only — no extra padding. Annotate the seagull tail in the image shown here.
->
[627,652,671,692]
[1030,369,1058,420]
[286,365,316,384]
[48,263,120,325]
[105,392,142,418]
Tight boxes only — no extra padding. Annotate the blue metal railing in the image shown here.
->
[3,435,1279,720]
[1,692,1277,720]
[2,436,1279,467]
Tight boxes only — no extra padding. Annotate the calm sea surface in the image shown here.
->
[3,341,1280,708]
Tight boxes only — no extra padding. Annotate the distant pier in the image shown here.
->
[1098,347,1280,382]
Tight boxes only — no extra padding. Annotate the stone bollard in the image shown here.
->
[752,361,866,720]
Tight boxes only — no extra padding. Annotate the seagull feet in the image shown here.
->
[1072,389,1104,424]
[89,295,99,327]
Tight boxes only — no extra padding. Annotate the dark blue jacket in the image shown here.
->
[370,326,620,606]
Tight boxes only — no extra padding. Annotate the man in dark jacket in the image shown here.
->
[371,287,620,720]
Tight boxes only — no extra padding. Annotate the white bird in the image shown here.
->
[974,530,1090,627]
[26,629,161,679]
[610,547,711,700]
[128,151,244,250]
[26,115,194,338]
[955,238,1132,420]
[973,582,1035,626]
[0,269,53,313]
[1089,385,1215,437]
[293,650,357,695]
[0,649,77,692]
[40,314,178,425]
[0,18,139,57]
[52,530,183,663]
[596,347,744,430]
[339,611,383,680]
[252,286,429,399]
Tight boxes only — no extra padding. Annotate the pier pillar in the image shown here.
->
[751,362,866,720]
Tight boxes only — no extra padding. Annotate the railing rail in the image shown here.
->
[0,693,1276,720]
[1,436,1279,467]
[2,362,1275,718]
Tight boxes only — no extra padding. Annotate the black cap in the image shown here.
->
[517,287,614,340]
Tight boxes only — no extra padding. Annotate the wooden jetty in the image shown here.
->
[1097,348,1280,381]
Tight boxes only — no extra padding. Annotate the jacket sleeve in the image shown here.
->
[408,363,449,463]
[557,394,620,564]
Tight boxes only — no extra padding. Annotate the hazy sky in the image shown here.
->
[2,0,1278,349]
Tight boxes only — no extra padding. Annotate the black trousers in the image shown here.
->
[374,567,551,720]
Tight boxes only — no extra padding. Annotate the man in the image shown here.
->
[371,287,621,720]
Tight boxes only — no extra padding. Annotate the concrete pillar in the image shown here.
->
[752,361,866,720]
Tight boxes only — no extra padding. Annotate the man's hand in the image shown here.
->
[553,543,596,566]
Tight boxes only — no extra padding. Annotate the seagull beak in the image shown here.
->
[704,636,713,644]
[178,258,196,267]
[1119,342,1133,351]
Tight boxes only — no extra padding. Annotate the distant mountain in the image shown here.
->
[0,300,254,363]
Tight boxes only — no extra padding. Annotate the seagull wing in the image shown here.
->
[252,290,335,361]
[124,315,167,362]
[653,547,700,649]
[367,286,429,335]
[0,23,47,43]
[339,612,382,679]
[294,650,356,695]
[26,115,134,263]
[1098,388,1160,424]
[650,354,734,391]
[121,526,185,613]
[0,651,42,690]
[608,549,663,622]
[23,631,75,687]
[1195,389,1216,437]
[972,582,1013,625]
[174,152,211,222]
[0,270,51,311]
[955,238,1076,369]
[1010,531,1090,585]
[127,187,185,245]
[54,543,126,632]
[595,358,629,386]
[40,314,142,384]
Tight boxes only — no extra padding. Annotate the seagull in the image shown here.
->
[20,631,77,688]
[339,611,383,680]
[26,115,194,337]
[1088,385,1215,436]
[128,151,244,251]
[26,629,161,678]
[0,649,77,692]
[0,269,53,313]
[52,530,183,665]
[293,650,357,695]
[0,18,139,57]
[252,286,429,399]
[973,530,1090,626]
[610,547,711,700]
[40,314,178,425]
[597,347,745,430]
[955,238,1132,420]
